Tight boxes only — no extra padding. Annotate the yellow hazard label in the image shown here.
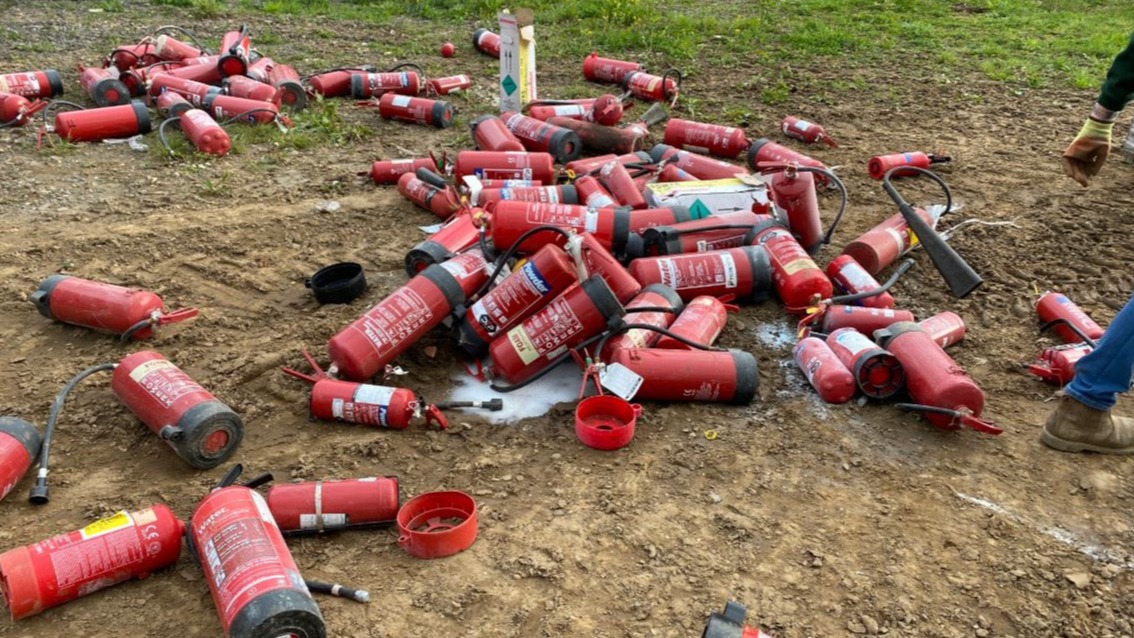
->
[908,229,920,248]
[81,511,134,540]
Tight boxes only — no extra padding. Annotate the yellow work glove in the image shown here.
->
[1062,118,1113,187]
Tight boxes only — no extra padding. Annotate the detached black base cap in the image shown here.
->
[431,100,455,129]
[306,262,367,304]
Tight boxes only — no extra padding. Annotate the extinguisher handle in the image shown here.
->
[1038,318,1098,348]
[894,403,1003,436]
[423,404,449,430]
[158,307,199,325]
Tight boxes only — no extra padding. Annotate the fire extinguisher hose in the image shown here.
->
[29,362,117,505]
[881,166,954,217]
[828,259,914,305]
[1039,318,1098,348]
[759,164,850,247]
[305,580,370,603]
[473,224,575,299]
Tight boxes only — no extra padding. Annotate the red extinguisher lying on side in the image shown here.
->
[0,92,48,127]
[31,274,198,341]
[155,93,232,156]
[266,476,400,535]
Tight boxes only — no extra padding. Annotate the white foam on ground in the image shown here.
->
[447,363,583,424]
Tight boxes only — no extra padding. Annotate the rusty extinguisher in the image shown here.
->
[0,505,185,620]
[281,350,447,430]
[31,274,198,341]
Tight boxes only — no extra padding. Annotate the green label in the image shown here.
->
[690,200,712,219]
[501,75,517,95]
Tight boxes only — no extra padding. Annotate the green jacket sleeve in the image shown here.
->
[1098,31,1134,112]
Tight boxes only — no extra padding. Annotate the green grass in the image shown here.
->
[221,0,1132,91]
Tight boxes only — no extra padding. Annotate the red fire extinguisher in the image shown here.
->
[642,211,765,256]
[153,33,207,61]
[747,139,829,182]
[487,276,625,387]
[0,505,185,620]
[565,151,652,177]
[570,232,644,303]
[879,323,1000,434]
[306,65,377,97]
[156,56,223,85]
[598,285,683,359]
[370,155,440,185]
[650,144,751,180]
[501,111,583,163]
[266,62,307,109]
[351,70,423,99]
[0,92,47,127]
[582,52,642,84]
[163,107,233,156]
[223,75,278,103]
[475,185,578,206]
[490,201,688,257]
[54,102,152,142]
[189,471,326,638]
[747,222,833,311]
[781,116,838,147]
[148,73,221,104]
[79,66,131,107]
[105,42,159,71]
[282,350,446,429]
[819,304,916,336]
[397,171,461,219]
[0,417,41,503]
[404,208,486,276]
[328,250,491,380]
[455,150,557,184]
[574,174,617,208]
[267,476,401,534]
[0,70,64,98]
[657,163,699,182]
[1035,291,1104,344]
[608,348,759,404]
[702,601,776,638]
[794,336,856,404]
[470,114,526,152]
[1029,343,1093,385]
[628,246,773,303]
[761,163,846,255]
[868,151,950,180]
[30,275,198,340]
[111,350,245,468]
[826,327,905,399]
[654,295,729,349]
[473,28,502,57]
[379,93,454,128]
[547,116,648,155]
[217,25,251,78]
[525,95,623,126]
[427,74,473,95]
[622,69,681,103]
[597,160,647,209]
[662,118,750,159]
[826,254,894,309]
[841,206,940,275]
[202,93,280,124]
[916,311,967,349]
[156,90,192,117]
[459,244,580,357]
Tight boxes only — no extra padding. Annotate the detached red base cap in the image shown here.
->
[397,491,477,559]
[575,395,641,450]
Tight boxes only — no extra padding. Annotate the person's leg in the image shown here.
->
[1043,290,1134,453]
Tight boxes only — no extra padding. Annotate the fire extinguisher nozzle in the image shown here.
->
[28,477,49,505]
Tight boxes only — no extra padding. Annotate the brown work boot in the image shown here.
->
[1042,394,1134,454]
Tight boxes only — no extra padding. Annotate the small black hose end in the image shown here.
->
[28,476,49,505]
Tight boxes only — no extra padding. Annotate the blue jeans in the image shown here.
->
[1066,292,1134,410]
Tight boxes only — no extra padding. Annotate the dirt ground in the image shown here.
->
[2,3,1134,638]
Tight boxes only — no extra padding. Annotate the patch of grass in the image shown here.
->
[153,0,226,18]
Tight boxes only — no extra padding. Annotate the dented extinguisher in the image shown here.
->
[0,505,185,620]
[329,250,491,380]
[868,151,950,180]
[781,116,838,147]
[877,323,1000,434]
[189,467,327,638]
[282,350,447,430]
[267,476,400,535]
[30,274,198,341]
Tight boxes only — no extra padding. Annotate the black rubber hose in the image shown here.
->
[158,116,181,154]
[881,165,953,217]
[120,316,155,342]
[1039,318,1098,348]
[593,321,720,366]
[29,363,117,505]
[472,225,574,299]
[305,580,369,603]
[488,332,606,393]
[829,259,914,304]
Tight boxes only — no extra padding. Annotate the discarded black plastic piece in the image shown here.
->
[307,262,367,304]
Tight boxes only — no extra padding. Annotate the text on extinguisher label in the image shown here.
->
[130,359,205,408]
[656,253,737,290]
[837,261,878,292]
[833,329,875,356]
[470,261,551,336]
[527,203,585,229]
[356,288,433,356]
[507,296,583,365]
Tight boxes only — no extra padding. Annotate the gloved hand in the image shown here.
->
[1062,118,1114,187]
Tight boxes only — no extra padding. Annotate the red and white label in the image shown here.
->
[352,288,434,357]
[129,359,203,408]
[837,260,879,293]
[0,72,40,96]
[508,296,584,364]
[656,252,738,291]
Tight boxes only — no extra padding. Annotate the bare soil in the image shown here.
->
[2,3,1134,638]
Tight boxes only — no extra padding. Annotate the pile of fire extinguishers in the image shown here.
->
[0,22,1072,638]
